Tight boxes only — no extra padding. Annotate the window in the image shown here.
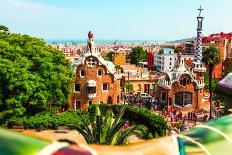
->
[175,92,192,107]
[183,78,187,86]
[161,92,166,101]
[138,84,141,91]
[88,100,93,105]
[169,62,172,65]
[87,86,96,94]
[180,78,187,86]
[76,100,81,109]
[74,84,80,92]
[80,70,85,77]
[87,57,97,67]
[103,83,108,91]
[180,80,183,85]
[170,58,172,61]
[117,95,120,103]
[98,69,103,76]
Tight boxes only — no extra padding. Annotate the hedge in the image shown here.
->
[88,104,170,137]
[5,110,88,130]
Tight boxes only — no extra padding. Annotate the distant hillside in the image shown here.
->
[168,37,196,43]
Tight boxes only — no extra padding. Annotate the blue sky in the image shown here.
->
[0,0,231,41]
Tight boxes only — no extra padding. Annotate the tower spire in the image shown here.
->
[198,5,203,16]
[194,6,204,62]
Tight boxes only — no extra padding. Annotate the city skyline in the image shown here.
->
[0,0,232,41]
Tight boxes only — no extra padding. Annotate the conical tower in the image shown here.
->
[192,6,206,110]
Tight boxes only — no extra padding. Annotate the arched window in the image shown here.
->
[180,79,183,85]
[80,69,85,77]
[117,95,120,103]
[183,78,186,86]
[175,92,192,107]
[107,96,113,104]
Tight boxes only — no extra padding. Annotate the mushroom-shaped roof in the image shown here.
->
[88,31,94,39]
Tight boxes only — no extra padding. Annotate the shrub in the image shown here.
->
[15,110,88,130]
[24,113,57,129]
[88,104,170,138]
[56,110,88,129]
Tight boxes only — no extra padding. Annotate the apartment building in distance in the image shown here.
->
[154,48,194,72]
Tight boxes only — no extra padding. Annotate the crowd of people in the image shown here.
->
[124,94,210,134]
[161,109,209,134]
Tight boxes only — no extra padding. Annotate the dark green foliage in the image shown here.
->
[115,65,124,73]
[24,113,57,129]
[202,46,221,119]
[0,26,74,124]
[145,101,152,110]
[125,82,133,93]
[102,56,110,61]
[223,59,232,76]
[204,71,219,90]
[123,105,169,137]
[0,25,9,32]
[174,47,179,53]
[5,110,88,130]
[145,133,154,139]
[88,104,170,138]
[77,106,147,145]
[202,47,221,66]
[107,51,115,61]
[130,46,147,65]
[151,66,157,71]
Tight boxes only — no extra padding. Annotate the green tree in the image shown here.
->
[0,25,9,32]
[107,51,115,61]
[115,65,124,73]
[202,46,221,119]
[76,106,147,145]
[174,47,179,53]
[102,56,110,61]
[125,82,133,93]
[223,58,232,76]
[130,46,147,65]
[0,26,74,123]
[151,66,157,71]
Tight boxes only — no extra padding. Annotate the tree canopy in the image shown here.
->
[0,25,9,32]
[223,58,232,76]
[202,46,221,67]
[130,46,147,65]
[107,51,115,61]
[0,26,74,124]
[202,46,221,119]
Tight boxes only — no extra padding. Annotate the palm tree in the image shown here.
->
[76,106,147,145]
[202,46,221,119]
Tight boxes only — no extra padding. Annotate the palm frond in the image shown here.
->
[101,109,113,144]
[116,125,147,145]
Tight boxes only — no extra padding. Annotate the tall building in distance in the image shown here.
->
[157,6,206,111]
[72,32,122,110]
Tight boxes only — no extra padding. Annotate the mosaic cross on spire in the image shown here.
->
[198,5,203,16]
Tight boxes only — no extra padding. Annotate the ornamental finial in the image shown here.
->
[198,5,203,16]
